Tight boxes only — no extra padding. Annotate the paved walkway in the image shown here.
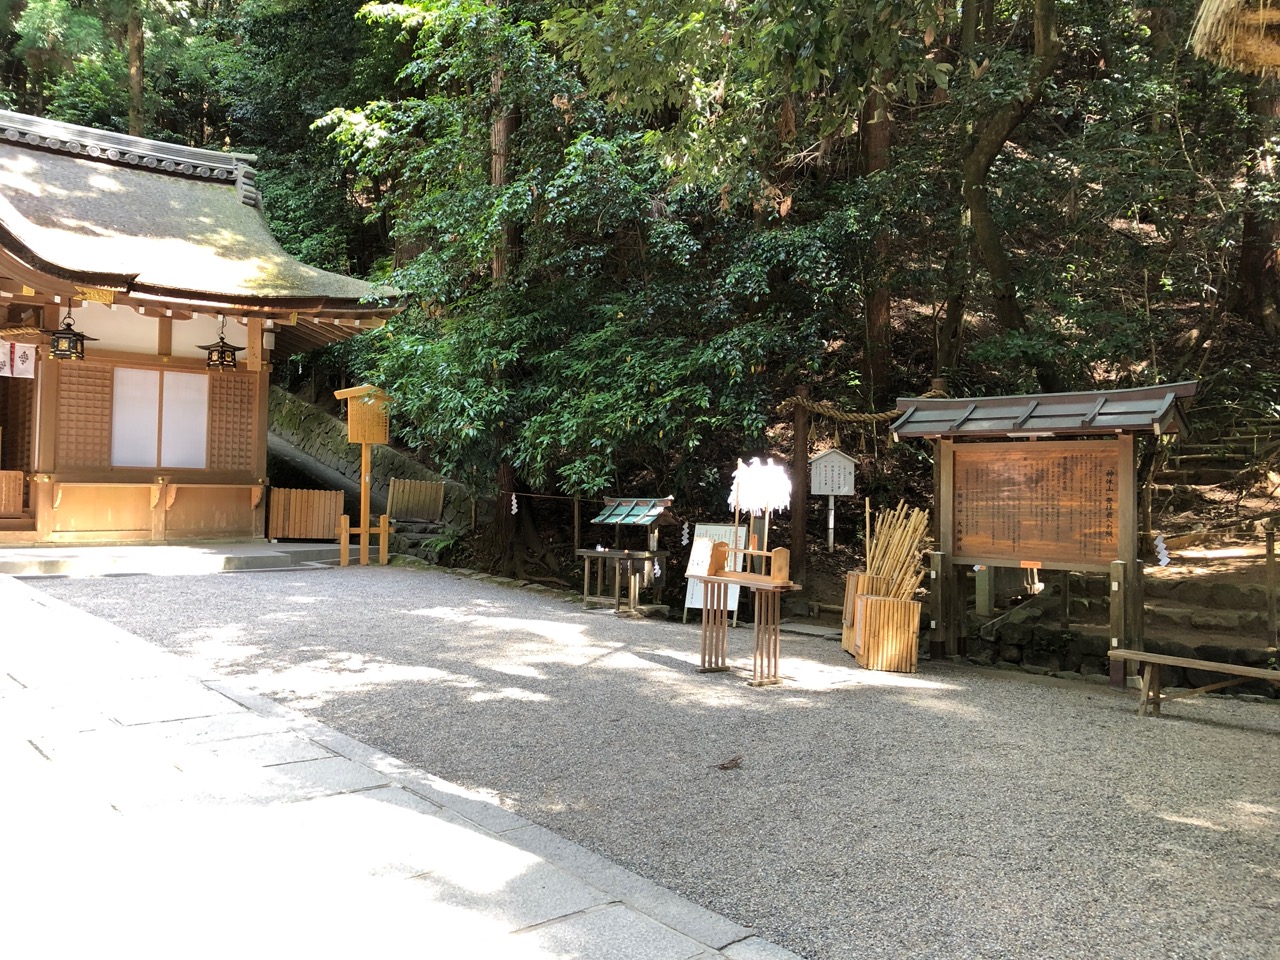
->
[1,572,796,960]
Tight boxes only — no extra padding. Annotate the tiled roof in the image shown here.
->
[0,110,399,322]
[892,381,1199,440]
[590,497,674,526]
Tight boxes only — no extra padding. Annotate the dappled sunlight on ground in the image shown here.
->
[778,656,960,693]
[240,654,466,709]
[1127,795,1279,834]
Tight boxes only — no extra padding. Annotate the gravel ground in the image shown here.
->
[39,564,1280,960]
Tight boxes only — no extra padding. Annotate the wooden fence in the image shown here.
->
[268,487,343,541]
[386,478,445,521]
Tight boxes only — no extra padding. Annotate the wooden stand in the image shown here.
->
[698,579,732,672]
[576,547,668,616]
[689,541,799,686]
[334,385,393,567]
[339,512,391,567]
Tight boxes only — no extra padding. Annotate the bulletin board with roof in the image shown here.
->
[890,382,1198,675]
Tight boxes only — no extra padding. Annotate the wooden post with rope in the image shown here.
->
[790,385,809,592]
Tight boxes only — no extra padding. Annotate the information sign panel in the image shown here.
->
[683,523,747,616]
[951,440,1123,567]
[809,449,857,496]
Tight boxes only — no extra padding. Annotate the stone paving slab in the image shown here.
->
[0,571,797,960]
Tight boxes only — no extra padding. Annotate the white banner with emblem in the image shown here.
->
[0,341,36,378]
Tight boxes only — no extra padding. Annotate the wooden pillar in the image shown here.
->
[1109,559,1144,686]
[253,366,270,498]
[974,565,996,617]
[790,386,809,589]
[246,317,264,372]
[33,358,58,474]
[930,551,961,659]
[359,441,371,565]
[1267,530,1277,650]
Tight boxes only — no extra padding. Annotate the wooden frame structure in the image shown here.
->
[333,385,392,566]
[689,542,799,686]
[892,382,1198,675]
[0,110,401,546]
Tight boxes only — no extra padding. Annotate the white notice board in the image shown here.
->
[683,523,748,618]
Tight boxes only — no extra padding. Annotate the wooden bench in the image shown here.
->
[1108,649,1280,717]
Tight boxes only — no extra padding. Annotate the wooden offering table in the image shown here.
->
[577,547,669,617]
[689,542,800,686]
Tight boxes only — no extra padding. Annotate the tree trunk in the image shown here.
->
[491,67,518,281]
[789,385,809,592]
[939,0,981,380]
[490,57,523,576]
[1229,78,1280,337]
[127,3,144,137]
[960,0,1066,392]
[861,91,892,409]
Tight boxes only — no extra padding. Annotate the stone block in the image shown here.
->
[1207,582,1246,610]
[998,644,1022,663]
[1022,650,1061,673]
[1079,656,1108,676]
[1150,638,1199,661]
[1006,604,1044,625]
[1189,610,1240,631]
[997,623,1031,644]
[1031,624,1065,644]
[1069,632,1110,659]
[968,640,997,666]
[518,903,709,960]
[1173,579,1210,605]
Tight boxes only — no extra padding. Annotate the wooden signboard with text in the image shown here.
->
[945,439,1132,571]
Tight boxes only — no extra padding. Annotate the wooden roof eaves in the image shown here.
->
[0,236,402,324]
[892,381,1200,439]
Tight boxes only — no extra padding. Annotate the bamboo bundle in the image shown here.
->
[1191,0,1280,75]
[864,500,929,601]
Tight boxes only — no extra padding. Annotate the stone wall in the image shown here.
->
[268,386,473,535]
[961,575,1279,697]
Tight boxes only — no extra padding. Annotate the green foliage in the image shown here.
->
[4,0,1280,519]
[546,0,952,180]
[45,53,127,129]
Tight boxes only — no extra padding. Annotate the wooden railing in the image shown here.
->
[268,487,343,541]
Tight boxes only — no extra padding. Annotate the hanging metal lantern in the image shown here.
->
[196,315,245,370]
[48,306,98,361]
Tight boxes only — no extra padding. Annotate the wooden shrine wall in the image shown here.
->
[945,439,1132,570]
[2,376,33,472]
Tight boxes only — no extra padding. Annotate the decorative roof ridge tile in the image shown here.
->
[0,109,259,204]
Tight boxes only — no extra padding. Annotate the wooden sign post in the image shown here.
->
[809,448,857,553]
[333,384,392,566]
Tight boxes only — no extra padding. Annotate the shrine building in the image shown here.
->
[0,110,401,545]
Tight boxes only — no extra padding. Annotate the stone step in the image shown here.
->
[1152,467,1239,485]
[1166,451,1250,464]
[1144,578,1272,611]
[1143,600,1271,637]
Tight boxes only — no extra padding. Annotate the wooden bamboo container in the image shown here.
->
[842,572,889,653]
[853,595,922,672]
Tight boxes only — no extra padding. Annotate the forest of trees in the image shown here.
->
[3,1,1278,570]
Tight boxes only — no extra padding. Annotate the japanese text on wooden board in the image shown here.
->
[951,440,1121,566]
